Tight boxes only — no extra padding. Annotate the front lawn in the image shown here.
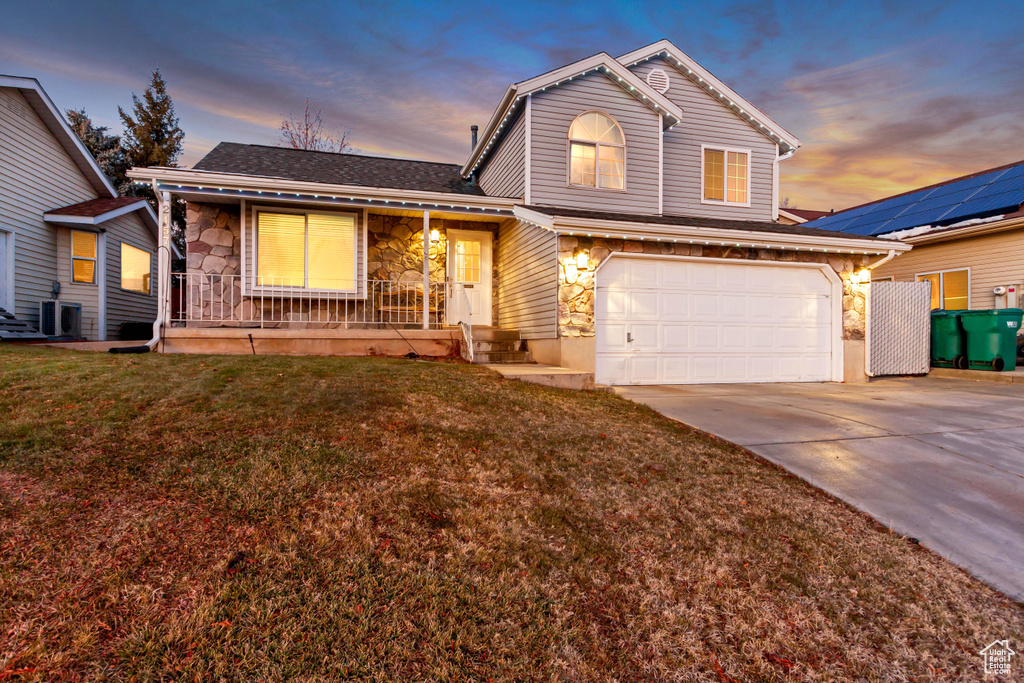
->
[0,345,1020,681]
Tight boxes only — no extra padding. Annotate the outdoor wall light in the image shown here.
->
[429,229,440,241]
[574,250,589,269]
[850,269,871,285]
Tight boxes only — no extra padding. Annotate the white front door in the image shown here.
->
[446,230,492,326]
[596,256,837,385]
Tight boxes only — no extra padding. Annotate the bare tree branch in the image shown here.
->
[279,98,352,153]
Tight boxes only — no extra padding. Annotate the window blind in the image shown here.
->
[257,211,356,290]
[257,212,305,287]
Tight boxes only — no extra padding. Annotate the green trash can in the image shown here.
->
[959,309,1024,371]
[930,310,967,369]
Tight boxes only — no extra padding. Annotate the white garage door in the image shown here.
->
[596,257,836,385]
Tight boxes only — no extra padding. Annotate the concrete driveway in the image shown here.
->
[615,377,1024,600]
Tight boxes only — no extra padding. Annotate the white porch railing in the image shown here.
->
[170,273,447,328]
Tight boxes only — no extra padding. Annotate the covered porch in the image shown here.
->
[130,166,528,360]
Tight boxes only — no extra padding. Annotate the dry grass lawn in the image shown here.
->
[0,345,1021,681]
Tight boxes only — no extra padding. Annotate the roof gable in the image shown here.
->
[0,75,117,197]
[617,40,799,151]
[463,52,683,178]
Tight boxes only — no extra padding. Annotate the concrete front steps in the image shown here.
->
[471,328,533,364]
[484,363,597,391]
[470,328,597,390]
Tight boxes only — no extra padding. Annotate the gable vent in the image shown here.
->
[646,68,670,94]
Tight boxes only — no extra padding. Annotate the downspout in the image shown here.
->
[111,183,170,354]
[863,249,898,272]
[110,242,170,354]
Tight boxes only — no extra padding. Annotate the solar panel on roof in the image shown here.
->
[874,208,960,234]
[952,192,1023,218]
[841,205,911,233]
[804,161,1024,236]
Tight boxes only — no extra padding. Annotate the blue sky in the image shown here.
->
[2,0,1023,209]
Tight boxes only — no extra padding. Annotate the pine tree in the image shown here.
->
[119,70,186,254]
[66,109,131,194]
[119,69,184,168]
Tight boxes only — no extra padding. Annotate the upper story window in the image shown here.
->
[256,209,357,291]
[568,112,625,190]
[702,145,750,206]
[70,230,97,284]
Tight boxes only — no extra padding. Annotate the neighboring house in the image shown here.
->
[0,75,163,341]
[804,160,1024,311]
[129,40,907,385]
[778,207,831,225]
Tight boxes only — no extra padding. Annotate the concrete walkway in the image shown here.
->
[615,377,1024,599]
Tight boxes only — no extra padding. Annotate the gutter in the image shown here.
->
[126,167,519,213]
[897,214,1024,245]
[513,206,908,255]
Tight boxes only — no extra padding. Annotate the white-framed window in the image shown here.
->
[120,242,152,295]
[70,230,97,284]
[702,145,751,206]
[255,208,357,291]
[917,269,969,310]
[568,111,625,190]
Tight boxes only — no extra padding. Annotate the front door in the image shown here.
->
[446,229,492,326]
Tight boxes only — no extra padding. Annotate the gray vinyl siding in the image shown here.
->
[497,219,557,338]
[630,57,777,221]
[55,227,101,338]
[528,72,661,214]
[104,212,157,339]
[478,110,525,198]
[0,87,98,329]
[243,202,366,296]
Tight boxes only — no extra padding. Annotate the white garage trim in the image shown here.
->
[594,253,844,384]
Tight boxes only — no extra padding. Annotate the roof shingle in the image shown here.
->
[521,205,890,241]
[193,143,488,196]
[46,197,148,217]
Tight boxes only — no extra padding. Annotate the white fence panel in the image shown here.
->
[867,280,932,376]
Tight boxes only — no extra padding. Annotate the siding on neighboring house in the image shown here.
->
[104,212,157,339]
[630,57,777,221]
[479,110,525,199]
[497,219,557,338]
[0,87,98,328]
[54,226,101,338]
[872,229,1024,310]
[528,72,661,214]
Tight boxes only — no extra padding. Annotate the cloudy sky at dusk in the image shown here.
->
[3,0,1023,210]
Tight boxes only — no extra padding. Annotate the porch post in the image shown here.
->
[422,210,430,329]
[157,190,173,327]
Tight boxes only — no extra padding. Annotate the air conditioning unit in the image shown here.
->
[39,300,83,338]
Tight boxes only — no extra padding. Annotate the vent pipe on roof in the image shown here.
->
[468,125,480,185]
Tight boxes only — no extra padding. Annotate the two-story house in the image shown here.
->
[128,40,907,384]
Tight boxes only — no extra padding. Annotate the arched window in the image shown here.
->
[568,112,625,190]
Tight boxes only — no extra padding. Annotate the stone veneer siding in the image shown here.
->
[184,203,501,326]
[556,235,869,340]
[366,214,499,324]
